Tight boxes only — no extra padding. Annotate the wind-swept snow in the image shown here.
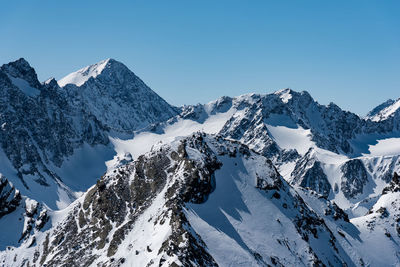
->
[58,59,110,87]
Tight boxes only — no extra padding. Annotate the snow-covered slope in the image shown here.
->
[0,59,110,209]
[351,172,400,266]
[59,58,179,132]
[58,59,110,87]
[0,58,178,210]
[0,134,367,266]
[1,57,400,266]
[0,175,50,250]
[367,98,400,122]
[112,89,399,207]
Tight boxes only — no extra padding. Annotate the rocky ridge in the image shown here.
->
[1,57,400,266]
[0,134,364,266]
[0,58,178,208]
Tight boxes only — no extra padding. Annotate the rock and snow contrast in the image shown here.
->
[0,58,400,266]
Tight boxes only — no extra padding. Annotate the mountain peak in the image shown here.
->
[0,58,41,88]
[274,88,312,104]
[57,58,124,87]
[367,98,400,121]
[9,58,31,68]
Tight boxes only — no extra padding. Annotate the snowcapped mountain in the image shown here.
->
[108,88,400,231]
[58,59,111,87]
[0,58,109,209]
[1,57,400,266]
[59,58,179,132]
[0,58,178,210]
[0,134,365,266]
[366,97,400,123]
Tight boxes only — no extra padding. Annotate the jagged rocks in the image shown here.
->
[19,200,49,243]
[0,58,179,210]
[291,149,331,198]
[0,59,109,200]
[382,172,400,195]
[0,175,21,218]
[1,55,400,266]
[0,176,49,250]
[340,159,368,199]
[61,59,178,132]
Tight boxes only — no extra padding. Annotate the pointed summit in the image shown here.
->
[0,58,41,88]
[58,58,114,87]
[56,58,178,131]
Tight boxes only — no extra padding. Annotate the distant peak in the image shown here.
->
[13,57,31,67]
[367,98,400,121]
[1,58,41,88]
[366,99,396,118]
[58,58,122,87]
[1,58,33,74]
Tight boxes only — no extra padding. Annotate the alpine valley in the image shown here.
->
[0,58,400,267]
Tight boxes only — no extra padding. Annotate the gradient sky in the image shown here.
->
[1,1,399,115]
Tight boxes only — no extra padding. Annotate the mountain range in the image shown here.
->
[0,58,399,266]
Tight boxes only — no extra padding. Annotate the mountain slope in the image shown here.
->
[59,58,179,132]
[0,58,179,209]
[366,98,400,122]
[1,57,400,266]
[0,58,110,208]
[115,89,400,217]
[351,172,400,266]
[0,134,364,266]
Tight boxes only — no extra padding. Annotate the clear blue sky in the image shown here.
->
[1,1,399,115]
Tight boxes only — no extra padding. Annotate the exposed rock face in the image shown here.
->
[2,57,400,266]
[61,59,179,132]
[340,159,368,199]
[0,59,109,190]
[291,149,331,198]
[0,134,361,266]
[0,174,49,249]
[382,172,400,195]
[349,172,400,265]
[0,175,21,219]
[29,134,221,266]
[0,58,41,89]
[366,99,396,119]
[0,58,178,209]
[156,90,400,202]
[209,90,364,155]
[366,97,400,125]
